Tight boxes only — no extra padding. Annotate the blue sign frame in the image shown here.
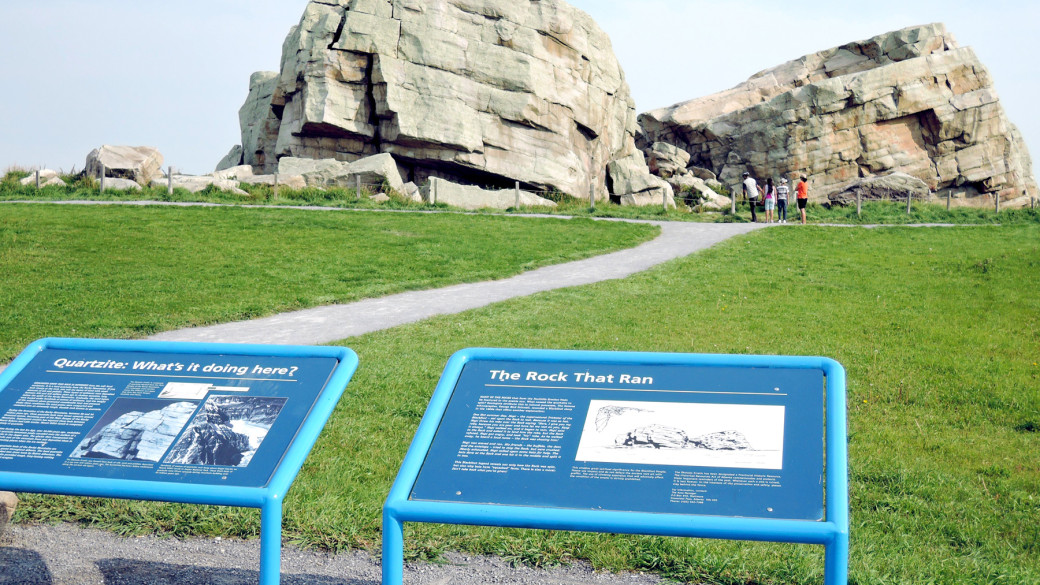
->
[383,348,848,585]
[0,337,359,585]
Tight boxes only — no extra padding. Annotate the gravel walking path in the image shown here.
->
[1,209,766,585]
[148,220,764,345]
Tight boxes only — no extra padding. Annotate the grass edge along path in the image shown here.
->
[0,203,658,363]
[13,225,1040,585]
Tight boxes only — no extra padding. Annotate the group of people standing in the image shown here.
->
[741,172,808,224]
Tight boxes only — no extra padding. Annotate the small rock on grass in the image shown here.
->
[0,491,18,537]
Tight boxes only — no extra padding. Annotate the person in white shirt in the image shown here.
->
[776,177,790,223]
[742,172,759,223]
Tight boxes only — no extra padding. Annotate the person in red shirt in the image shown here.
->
[796,175,809,224]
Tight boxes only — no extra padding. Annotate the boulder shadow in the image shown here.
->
[0,547,53,584]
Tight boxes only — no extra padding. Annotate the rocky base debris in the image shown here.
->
[642,142,731,210]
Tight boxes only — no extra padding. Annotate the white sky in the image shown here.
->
[1,0,1036,175]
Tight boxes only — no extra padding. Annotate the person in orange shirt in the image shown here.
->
[796,174,809,224]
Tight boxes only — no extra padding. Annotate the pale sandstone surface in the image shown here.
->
[85,145,164,186]
[639,23,1037,208]
[423,176,557,209]
[233,0,669,206]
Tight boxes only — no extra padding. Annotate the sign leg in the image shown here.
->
[382,509,404,585]
[260,498,283,585]
[824,532,849,585]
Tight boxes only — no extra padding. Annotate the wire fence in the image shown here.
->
[18,164,1040,213]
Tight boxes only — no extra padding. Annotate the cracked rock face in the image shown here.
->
[85,145,164,186]
[236,0,658,203]
[639,23,1037,208]
[164,396,285,467]
[72,402,197,462]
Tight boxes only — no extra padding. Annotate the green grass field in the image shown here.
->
[0,204,656,362]
[3,202,1038,584]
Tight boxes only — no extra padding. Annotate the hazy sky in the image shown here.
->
[2,0,1036,175]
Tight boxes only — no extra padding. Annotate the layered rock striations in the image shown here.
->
[639,24,1037,207]
[232,0,667,204]
[72,401,197,462]
[165,397,285,467]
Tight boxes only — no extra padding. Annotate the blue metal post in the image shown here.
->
[823,359,849,585]
[260,495,283,585]
[382,508,404,585]
[825,531,850,585]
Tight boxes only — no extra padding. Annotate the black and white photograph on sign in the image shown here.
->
[71,398,198,462]
[164,395,287,467]
[158,382,249,400]
[575,400,786,469]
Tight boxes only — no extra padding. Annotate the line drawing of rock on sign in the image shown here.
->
[594,405,650,431]
[575,400,786,470]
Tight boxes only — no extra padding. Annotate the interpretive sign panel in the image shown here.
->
[0,346,337,487]
[383,348,848,585]
[0,338,359,585]
[410,358,824,520]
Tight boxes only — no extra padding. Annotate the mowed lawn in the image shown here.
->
[314,225,1039,585]
[7,213,1039,584]
[0,203,657,362]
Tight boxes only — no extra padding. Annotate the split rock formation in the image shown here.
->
[639,24,1037,207]
[228,0,669,205]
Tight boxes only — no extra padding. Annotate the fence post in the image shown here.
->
[273,173,279,199]
[167,166,173,196]
[514,181,520,209]
[432,179,437,205]
[995,192,1000,214]
[731,189,736,215]
[589,184,595,211]
[356,174,362,199]
[35,168,41,190]
[856,190,861,217]
[947,190,951,211]
[662,188,668,212]
[906,191,912,214]
[99,165,105,193]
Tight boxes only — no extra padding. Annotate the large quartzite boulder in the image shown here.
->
[86,145,164,186]
[828,172,931,206]
[233,0,659,205]
[423,177,556,209]
[277,153,404,191]
[638,23,1037,208]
